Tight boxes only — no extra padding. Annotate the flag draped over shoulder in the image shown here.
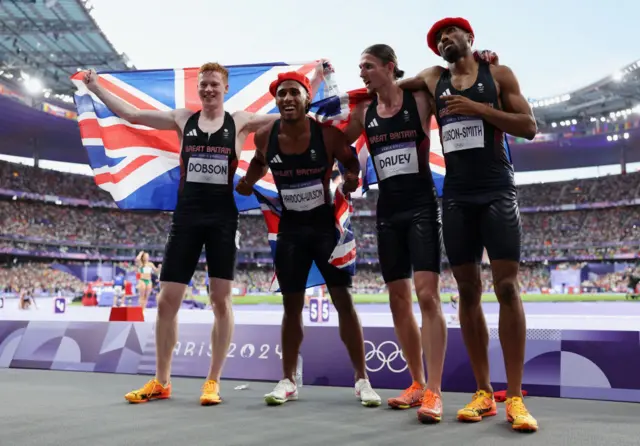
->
[69,62,445,291]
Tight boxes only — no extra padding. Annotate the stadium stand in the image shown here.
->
[0,160,638,297]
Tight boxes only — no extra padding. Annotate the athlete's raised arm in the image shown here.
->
[322,125,360,193]
[397,66,444,97]
[398,50,498,95]
[235,60,330,134]
[441,64,537,140]
[82,69,182,131]
[235,123,271,195]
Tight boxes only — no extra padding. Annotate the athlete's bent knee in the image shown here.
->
[388,280,413,317]
[416,289,441,315]
[494,278,520,305]
[457,279,482,308]
[157,285,184,320]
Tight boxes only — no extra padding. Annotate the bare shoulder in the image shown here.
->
[420,65,446,94]
[352,100,370,121]
[320,122,346,142]
[489,64,517,84]
[231,109,251,125]
[174,108,195,130]
[254,121,274,147]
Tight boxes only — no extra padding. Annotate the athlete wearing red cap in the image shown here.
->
[399,18,538,432]
[84,61,326,407]
[237,71,382,408]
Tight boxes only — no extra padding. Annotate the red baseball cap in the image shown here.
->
[426,17,474,56]
[269,71,312,98]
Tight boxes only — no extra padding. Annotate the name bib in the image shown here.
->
[281,181,325,212]
[441,119,485,154]
[186,156,228,185]
[373,142,419,181]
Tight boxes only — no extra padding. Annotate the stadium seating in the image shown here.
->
[0,160,638,295]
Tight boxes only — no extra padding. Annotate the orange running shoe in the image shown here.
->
[200,380,222,406]
[416,390,443,424]
[387,382,424,409]
[505,397,538,432]
[456,390,497,422]
[124,378,171,404]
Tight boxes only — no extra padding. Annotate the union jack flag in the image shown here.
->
[69,62,446,290]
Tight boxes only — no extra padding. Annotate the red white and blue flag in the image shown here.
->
[70,62,445,289]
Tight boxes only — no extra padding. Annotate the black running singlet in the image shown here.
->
[364,90,436,218]
[434,61,515,198]
[174,111,238,220]
[267,118,333,228]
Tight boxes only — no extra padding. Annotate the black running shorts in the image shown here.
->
[160,217,239,284]
[376,204,442,283]
[275,225,352,294]
[442,194,522,267]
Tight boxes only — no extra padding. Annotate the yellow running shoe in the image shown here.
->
[505,397,538,432]
[200,380,222,406]
[457,390,497,422]
[387,382,424,409]
[124,378,171,404]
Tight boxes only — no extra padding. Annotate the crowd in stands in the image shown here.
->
[0,161,111,202]
[0,160,639,295]
[0,260,634,297]
[1,199,638,259]
[0,262,85,295]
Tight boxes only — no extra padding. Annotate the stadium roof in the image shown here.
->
[528,59,640,126]
[0,0,134,98]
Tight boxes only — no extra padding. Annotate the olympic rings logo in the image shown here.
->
[364,340,408,374]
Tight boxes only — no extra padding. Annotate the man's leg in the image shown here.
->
[264,231,311,405]
[489,260,525,397]
[124,222,203,404]
[200,218,239,405]
[413,271,447,422]
[406,207,447,423]
[441,198,498,422]
[326,286,366,380]
[155,282,189,385]
[326,285,382,407]
[481,196,537,432]
[376,217,426,409]
[200,277,234,405]
[314,227,381,407]
[451,264,491,391]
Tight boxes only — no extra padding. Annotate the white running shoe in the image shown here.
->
[355,379,382,407]
[264,378,298,405]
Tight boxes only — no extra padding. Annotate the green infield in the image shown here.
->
[219,292,627,305]
[69,292,628,306]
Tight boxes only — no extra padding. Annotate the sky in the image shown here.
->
[8,0,640,182]
[88,0,639,101]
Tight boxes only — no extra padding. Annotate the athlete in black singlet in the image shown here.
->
[397,17,539,432]
[237,71,381,408]
[343,44,447,424]
[83,62,326,407]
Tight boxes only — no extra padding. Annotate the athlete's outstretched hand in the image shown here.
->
[82,69,100,92]
[441,95,483,116]
[235,177,253,196]
[342,171,359,194]
[473,50,499,66]
[315,58,334,79]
